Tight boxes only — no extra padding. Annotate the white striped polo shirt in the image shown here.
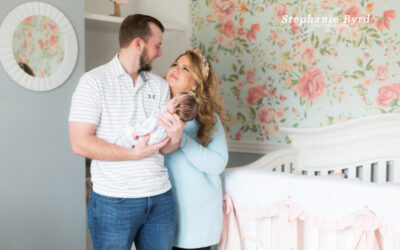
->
[69,55,171,198]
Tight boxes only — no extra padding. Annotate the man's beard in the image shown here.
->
[139,47,152,72]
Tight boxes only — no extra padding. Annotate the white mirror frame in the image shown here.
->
[0,2,78,91]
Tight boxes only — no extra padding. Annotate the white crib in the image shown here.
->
[220,114,400,250]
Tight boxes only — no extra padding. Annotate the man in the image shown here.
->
[69,14,184,250]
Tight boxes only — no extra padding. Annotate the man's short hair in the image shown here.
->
[119,14,164,48]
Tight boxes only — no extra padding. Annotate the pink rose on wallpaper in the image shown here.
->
[321,0,349,9]
[276,109,285,118]
[299,67,326,102]
[301,48,316,65]
[237,27,245,36]
[268,88,277,98]
[347,28,361,40]
[206,14,214,23]
[236,81,244,90]
[321,0,330,9]
[331,73,343,83]
[246,70,256,85]
[211,0,235,21]
[246,84,267,106]
[216,33,224,45]
[290,18,300,34]
[344,6,360,27]
[375,65,390,82]
[295,40,303,49]
[225,37,235,49]
[222,20,235,37]
[344,6,360,19]
[235,131,242,140]
[257,106,275,125]
[376,83,400,106]
[246,24,260,41]
[271,31,279,41]
[279,37,287,46]
[376,10,396,31]
[274,4,287,21]
[279,94,286,102]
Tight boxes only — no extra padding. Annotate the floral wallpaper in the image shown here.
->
[13,15,65,78]
[191,0,400,144]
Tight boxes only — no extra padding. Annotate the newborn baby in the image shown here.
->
[115,92,198,148]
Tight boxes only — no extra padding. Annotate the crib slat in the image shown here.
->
[395,237,400,250]
[303,222,319,250]
[377,161,387,183]
[238,216,246,249]
[270,217,279,250]
[242,218,258,249]
[336,226,354,250]
[319,169,328,176]
[319,230,336,250]
[393,160,400,183]
[362,163,372,182]
[258,218,272,250]
[284,163,291,173]
[347,167,356,179]
[382,233,395,250]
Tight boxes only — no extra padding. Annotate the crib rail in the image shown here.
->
[248,147,400,183]
[300,158,400,183]
[241,148,299,173]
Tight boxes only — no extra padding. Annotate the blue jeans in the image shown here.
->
[88,189,176,250]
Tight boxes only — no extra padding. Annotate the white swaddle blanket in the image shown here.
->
[115,111,168,147]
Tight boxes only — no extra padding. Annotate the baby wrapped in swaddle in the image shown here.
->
[115,92,198,148]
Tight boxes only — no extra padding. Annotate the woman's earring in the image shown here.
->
[189,90,196,97]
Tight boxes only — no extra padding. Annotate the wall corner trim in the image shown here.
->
[228,140,289,154]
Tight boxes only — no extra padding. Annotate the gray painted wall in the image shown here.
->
[0,0,86,249]
[227,152,263,168]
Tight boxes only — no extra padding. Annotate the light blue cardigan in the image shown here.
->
[164,115,228,248]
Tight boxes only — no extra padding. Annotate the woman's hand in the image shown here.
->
[157,111,185,154]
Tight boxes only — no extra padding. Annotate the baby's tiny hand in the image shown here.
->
[132,131,139,141]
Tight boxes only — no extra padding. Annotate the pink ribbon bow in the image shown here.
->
[352,209,382,250]
[219,195,242,250]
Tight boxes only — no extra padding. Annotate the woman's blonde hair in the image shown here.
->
[174,50,225,146]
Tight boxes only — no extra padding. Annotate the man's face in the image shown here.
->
[139,22,163,71]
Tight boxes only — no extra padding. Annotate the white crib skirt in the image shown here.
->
[220,168,400,250]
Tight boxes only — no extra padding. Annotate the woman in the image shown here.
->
[164,50,228,250]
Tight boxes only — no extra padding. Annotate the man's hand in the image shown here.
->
[133,134,170,159]
[69,121,169,161]
[158,112,185,154]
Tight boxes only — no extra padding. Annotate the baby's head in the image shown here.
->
[171,92,198,122]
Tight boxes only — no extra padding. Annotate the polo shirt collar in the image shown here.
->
[113,54,148,83]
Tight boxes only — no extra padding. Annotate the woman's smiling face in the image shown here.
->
[166,55,196,97]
